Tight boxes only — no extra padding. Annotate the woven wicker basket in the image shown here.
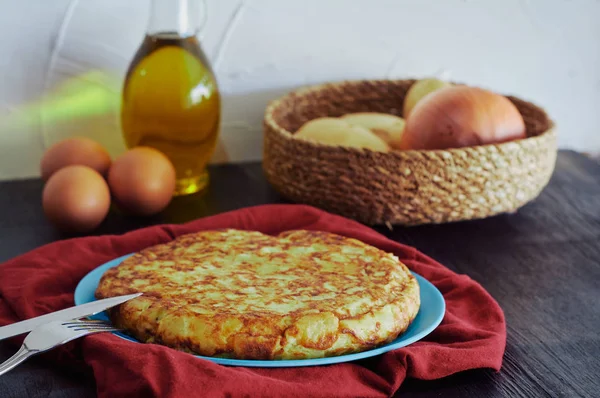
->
[262,79,557,226]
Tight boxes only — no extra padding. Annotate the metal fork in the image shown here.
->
[0,319,119,376]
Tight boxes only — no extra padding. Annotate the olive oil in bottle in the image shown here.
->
[121,0,220,196]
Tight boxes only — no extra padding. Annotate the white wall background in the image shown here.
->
[0,0,598,180]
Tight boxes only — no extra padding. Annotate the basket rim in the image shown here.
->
[263,78,556,156]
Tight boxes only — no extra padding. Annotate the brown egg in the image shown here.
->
[42,165,111,233]
[108,147,176,216]
[40,137,112,181]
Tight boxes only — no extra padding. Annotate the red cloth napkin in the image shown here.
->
[0,204,506,397]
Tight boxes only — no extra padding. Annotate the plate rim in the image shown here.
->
[74,253,445,367]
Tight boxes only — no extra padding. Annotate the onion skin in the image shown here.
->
[403,78,452,118]
[399,86,526,150]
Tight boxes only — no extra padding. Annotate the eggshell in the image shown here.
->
[40,137,112,181]
[108,147,176,216]
[42,165,111,233]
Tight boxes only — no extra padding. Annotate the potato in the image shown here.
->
[295,117,389,152]
[340,112,405,150]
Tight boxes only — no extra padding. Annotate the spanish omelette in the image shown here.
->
[95,229,420,360]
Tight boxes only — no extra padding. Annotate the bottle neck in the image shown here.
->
[147,0,205,38]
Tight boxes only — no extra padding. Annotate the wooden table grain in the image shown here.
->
[0,150,599,397]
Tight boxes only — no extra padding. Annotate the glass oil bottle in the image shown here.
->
[121,0,220,195]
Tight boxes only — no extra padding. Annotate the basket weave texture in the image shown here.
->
[262,79,557,226]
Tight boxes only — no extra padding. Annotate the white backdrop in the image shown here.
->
[0,0,598,180]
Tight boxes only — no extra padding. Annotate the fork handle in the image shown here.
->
[0,345,34,376]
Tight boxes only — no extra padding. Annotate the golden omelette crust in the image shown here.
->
[95,230,420,360]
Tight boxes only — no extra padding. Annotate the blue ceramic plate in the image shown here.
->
[75,254,445,367]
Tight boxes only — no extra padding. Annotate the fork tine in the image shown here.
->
[63,319,111,326]
[63,320,112,328]
[71,325,120,332]
[73,327,121,333]
[60,319,121,333]
[70,324,117,330]
[66,323,112,328]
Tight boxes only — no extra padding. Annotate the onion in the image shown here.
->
[403,78,452,118]
[399,86,526,150]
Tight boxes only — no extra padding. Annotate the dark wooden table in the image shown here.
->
[1,150,599,397]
